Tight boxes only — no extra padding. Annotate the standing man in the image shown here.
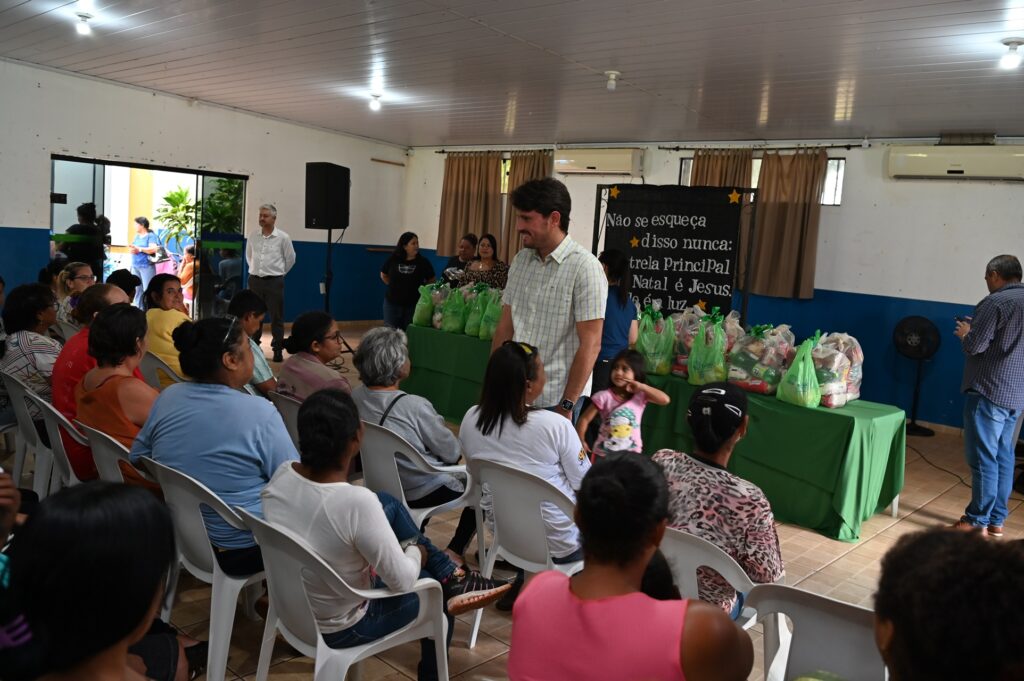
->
[61,202,105,281]
[493,178,607,420]
[443,233,478,285]
[953,254,1024,537]
[246,203,296,363]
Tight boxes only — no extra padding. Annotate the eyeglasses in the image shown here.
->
[221,315,240,348]
[320,330,344,343]
[72,274,97,282]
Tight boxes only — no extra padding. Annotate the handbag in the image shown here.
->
[147,244,170,264]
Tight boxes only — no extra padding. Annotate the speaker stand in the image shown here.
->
[906,357,935,437]
[323,227,355,356]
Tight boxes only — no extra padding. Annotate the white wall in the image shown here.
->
[0,59,408,247]
[402,144,1024,306]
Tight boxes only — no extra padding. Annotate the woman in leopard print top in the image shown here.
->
[653,383,783,615]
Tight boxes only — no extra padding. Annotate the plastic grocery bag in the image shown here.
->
[440,289,468,334]
[728,324,788,394]
[812,341,852,408]
[688,313,727,385]
[478,293,503,341]
[777,334,822,408]
[464,287,491,337]
[412,285,435,327]
[670,306,705,377]
[820,332,864,402]
[636,302,675,375]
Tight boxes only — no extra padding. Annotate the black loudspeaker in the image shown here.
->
[305,162,350,230]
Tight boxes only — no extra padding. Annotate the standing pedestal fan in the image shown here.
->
[893,316,941,437]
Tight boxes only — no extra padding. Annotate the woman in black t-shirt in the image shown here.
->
[380,231,436,330]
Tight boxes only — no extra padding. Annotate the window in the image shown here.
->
[677,156,845,205]
[501,158,511,194]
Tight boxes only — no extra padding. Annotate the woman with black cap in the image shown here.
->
[652,382,783,619]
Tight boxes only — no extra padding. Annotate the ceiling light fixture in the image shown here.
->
[604,70,621,92]
[1000,38,1023,69]
[369,94,382,111]
[75,12,92,35]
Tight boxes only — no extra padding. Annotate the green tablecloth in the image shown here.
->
[404,325,906,541]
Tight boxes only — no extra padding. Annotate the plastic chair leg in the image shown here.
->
[254,603,278,681]
[33,448,53,499]
[11,437,26,487]
[466,509,489,650]
[206,570,247,681]
[161,559,182,622]
[242,581,263,620]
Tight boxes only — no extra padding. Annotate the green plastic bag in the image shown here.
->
[688,314,727,385]
[777,333,822,408]
[636,304,675,375]
[412,285,435,327]
[479,293,503,341]
[464,287,491,337]
[440,289,468,334]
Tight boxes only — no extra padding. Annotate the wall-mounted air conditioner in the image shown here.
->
[554,148,644,175]
[887,146,1024,181]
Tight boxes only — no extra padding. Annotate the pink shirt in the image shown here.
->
[591,388,649,455]
[509,571,688,681]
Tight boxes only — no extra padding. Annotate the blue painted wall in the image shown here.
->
[0,226,54,289]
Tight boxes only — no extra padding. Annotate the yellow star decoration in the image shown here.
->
[609,186,621,199]
[696,299,708,310]
[728,189,741,204]
[629,236,640,248]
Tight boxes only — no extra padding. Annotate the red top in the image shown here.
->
[51,328,143,480]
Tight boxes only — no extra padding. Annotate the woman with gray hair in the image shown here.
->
[352,325,477,564]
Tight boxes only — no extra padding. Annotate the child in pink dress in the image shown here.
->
[577,349,670,459]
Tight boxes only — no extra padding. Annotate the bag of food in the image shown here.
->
[820,332,864,402]
[812,341,852,408]
[728,324,788,394]
[722,310,744,353]
[412,285,435,327]
[688,312,727,385]
[636,302,675,375]
[464,286,491,337]
[478,293,503,341]
[440,289,467,334]
[670,306,706,377]
[777,334,822,408]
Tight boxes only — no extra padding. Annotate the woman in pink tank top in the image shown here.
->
[508,453,753,681]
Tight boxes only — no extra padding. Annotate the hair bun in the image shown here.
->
[171,320,199,353]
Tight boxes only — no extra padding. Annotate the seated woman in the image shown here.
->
[458,341,591,608]
[130,316,298,577]
[276,311,351,400]
[54,261,97,332]
[461,234,509,289]
[142,273,190,386]
[227,290,277,396]
[509,453,753,681]
[875,529,1024,681]
[0,482,206,681]
[653,382,783,617]
[51,284,131,480]
[0,284,62,445]
[351,326,475,562]
[77,303,162,491]
[262,389,510,681]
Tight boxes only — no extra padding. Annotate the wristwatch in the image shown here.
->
[559,398,575,412]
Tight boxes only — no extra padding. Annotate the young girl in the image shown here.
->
[577,349,670,458]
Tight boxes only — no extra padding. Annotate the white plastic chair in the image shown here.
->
[75,421,130,483]
[236,508,450,681]
[268,391,302,448]
[139,351,185,390]
[465,458,583,649]
[138,457,265,681]
[745,583,886,681]
[360,421,473,528]
[0,370,53,496]
[23,391,85,493]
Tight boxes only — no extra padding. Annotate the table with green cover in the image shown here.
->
[403,325,906,541]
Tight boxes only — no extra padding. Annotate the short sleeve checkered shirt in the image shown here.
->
[960,282,1024,410]
[503,235,607,406]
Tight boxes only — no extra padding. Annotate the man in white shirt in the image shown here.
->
[493,178,607,420]
[246,203,296,362]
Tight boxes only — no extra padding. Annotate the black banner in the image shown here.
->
[598,184,743,314]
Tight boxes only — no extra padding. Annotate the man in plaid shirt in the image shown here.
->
[953,254,1024,537]
[494,178,607,420]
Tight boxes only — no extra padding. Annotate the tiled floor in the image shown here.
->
[8,322,1022,680]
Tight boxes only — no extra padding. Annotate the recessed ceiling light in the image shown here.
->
[604,70,621,92]
[75,12,92,35]
[369,94,382,111]
[1000,38,1023,69]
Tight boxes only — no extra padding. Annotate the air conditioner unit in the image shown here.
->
[554,148,644,175]
[887,146,1024,182]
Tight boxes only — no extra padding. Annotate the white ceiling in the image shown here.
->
[2,0,1024,147]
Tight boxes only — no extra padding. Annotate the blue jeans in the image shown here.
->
[962,392,1020,527]
[132,262,156,308]
[375,491,455,581]
[383,299,415,330]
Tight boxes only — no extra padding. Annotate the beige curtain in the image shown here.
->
[748,150,829,299]
[499,150,554,262]
[691,148,753,188]
[436,152,504,257]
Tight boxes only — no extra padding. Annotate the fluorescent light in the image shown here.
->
[369,95,382,111]
[76,12,92,35]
